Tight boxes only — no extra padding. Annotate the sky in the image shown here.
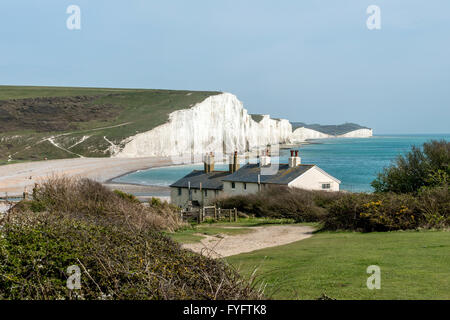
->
[0,1,449,134]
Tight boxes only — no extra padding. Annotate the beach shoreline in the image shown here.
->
[0,156,176,198]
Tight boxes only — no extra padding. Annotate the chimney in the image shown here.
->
[209,152,215,172]
[204,153,215,173]
[233,151,240,172]
[229,151,240,173]
[260,150,271,167]
[289,150,301,168]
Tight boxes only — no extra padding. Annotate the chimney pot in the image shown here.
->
[290,150,294,157]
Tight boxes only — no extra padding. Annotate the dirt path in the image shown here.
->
[183,225,315,258]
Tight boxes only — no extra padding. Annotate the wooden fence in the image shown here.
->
[180,206,238,223]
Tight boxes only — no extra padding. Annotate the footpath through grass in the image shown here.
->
[168,218,301,244]
[227,230,450,300]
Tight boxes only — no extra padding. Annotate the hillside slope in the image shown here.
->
[0,86,220,163]
[0,86,292,163]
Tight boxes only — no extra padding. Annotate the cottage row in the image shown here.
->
[170,150,341,208]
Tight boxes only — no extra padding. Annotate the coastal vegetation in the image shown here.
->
[0,177,263,300]
[217,140,449,231]
[372,139,449,194]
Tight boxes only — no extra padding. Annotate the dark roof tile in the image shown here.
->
[221,163,315,185]
[170,170,231,190]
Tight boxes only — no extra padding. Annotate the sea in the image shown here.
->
[113,134,450,193]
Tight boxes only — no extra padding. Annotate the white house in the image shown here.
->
[170,150,341,208]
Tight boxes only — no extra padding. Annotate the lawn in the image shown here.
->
[226,230,450,300]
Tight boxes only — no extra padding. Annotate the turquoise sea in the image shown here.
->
[113,135,450,192]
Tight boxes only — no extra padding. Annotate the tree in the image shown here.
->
[372,140,450,194]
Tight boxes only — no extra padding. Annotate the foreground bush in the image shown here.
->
[0,177,264,300]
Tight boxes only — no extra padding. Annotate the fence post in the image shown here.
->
[234,208,238,222]
[229,209,232,222]
[214,206,217,220]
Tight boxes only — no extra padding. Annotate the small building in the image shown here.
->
[170,150,341,208]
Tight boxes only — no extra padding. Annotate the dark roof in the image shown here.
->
[221,163,315,185]
[170,170,232,190]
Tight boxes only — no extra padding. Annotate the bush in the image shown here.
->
[417,185,450,228]
[372,140,450,194]
[322,190,450,232]
[215,184,449,232]
[323,193,421,232]
[0,177,264,300]
[113,189,140,204]
[215,186,339,223]
[320,193,373,231]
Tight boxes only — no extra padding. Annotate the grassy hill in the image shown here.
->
[0,86,220,164]
[291,122,370,136]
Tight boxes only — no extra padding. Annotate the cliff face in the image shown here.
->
[291,127,331,142]
[115,93,292,158]
[291,127,373,142]
[337,128,373,138]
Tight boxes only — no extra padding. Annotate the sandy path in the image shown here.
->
[0,156,176,197]
[183,225,315,258]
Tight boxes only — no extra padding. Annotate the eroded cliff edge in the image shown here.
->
[115,93,292,158]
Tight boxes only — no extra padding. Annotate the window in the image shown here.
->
[205,189,208,197]
[231,182,235,189]
[244,183,247,190]
[322,183,331,190]
[194,189,197,194]
[178,188,182,196]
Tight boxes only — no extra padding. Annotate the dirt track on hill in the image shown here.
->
[183,225,315,258]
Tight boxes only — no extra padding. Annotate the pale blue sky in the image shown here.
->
[1,1,449,134]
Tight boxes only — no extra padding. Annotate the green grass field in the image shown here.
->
[226,230,450,300]
[0,85,220,162]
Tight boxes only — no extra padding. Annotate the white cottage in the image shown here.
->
[170,150,341,208]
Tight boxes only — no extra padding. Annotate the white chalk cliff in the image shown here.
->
[114,93,373,158]
[115,93,292,158]
[291,127,332,142]
[337,129,373,138]
[291,127,373,143]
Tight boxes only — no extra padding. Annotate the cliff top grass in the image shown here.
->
[0,86,221,163]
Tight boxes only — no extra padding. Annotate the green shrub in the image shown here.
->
[372,140,450,194]
[0,177,264,300]
[321,191,449,232]
[113,189,140,204]
[417,185,450,228]
[215,186,336,223]
[150,197,162,207]
[320,193,373,231]
[215,184,449,232]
